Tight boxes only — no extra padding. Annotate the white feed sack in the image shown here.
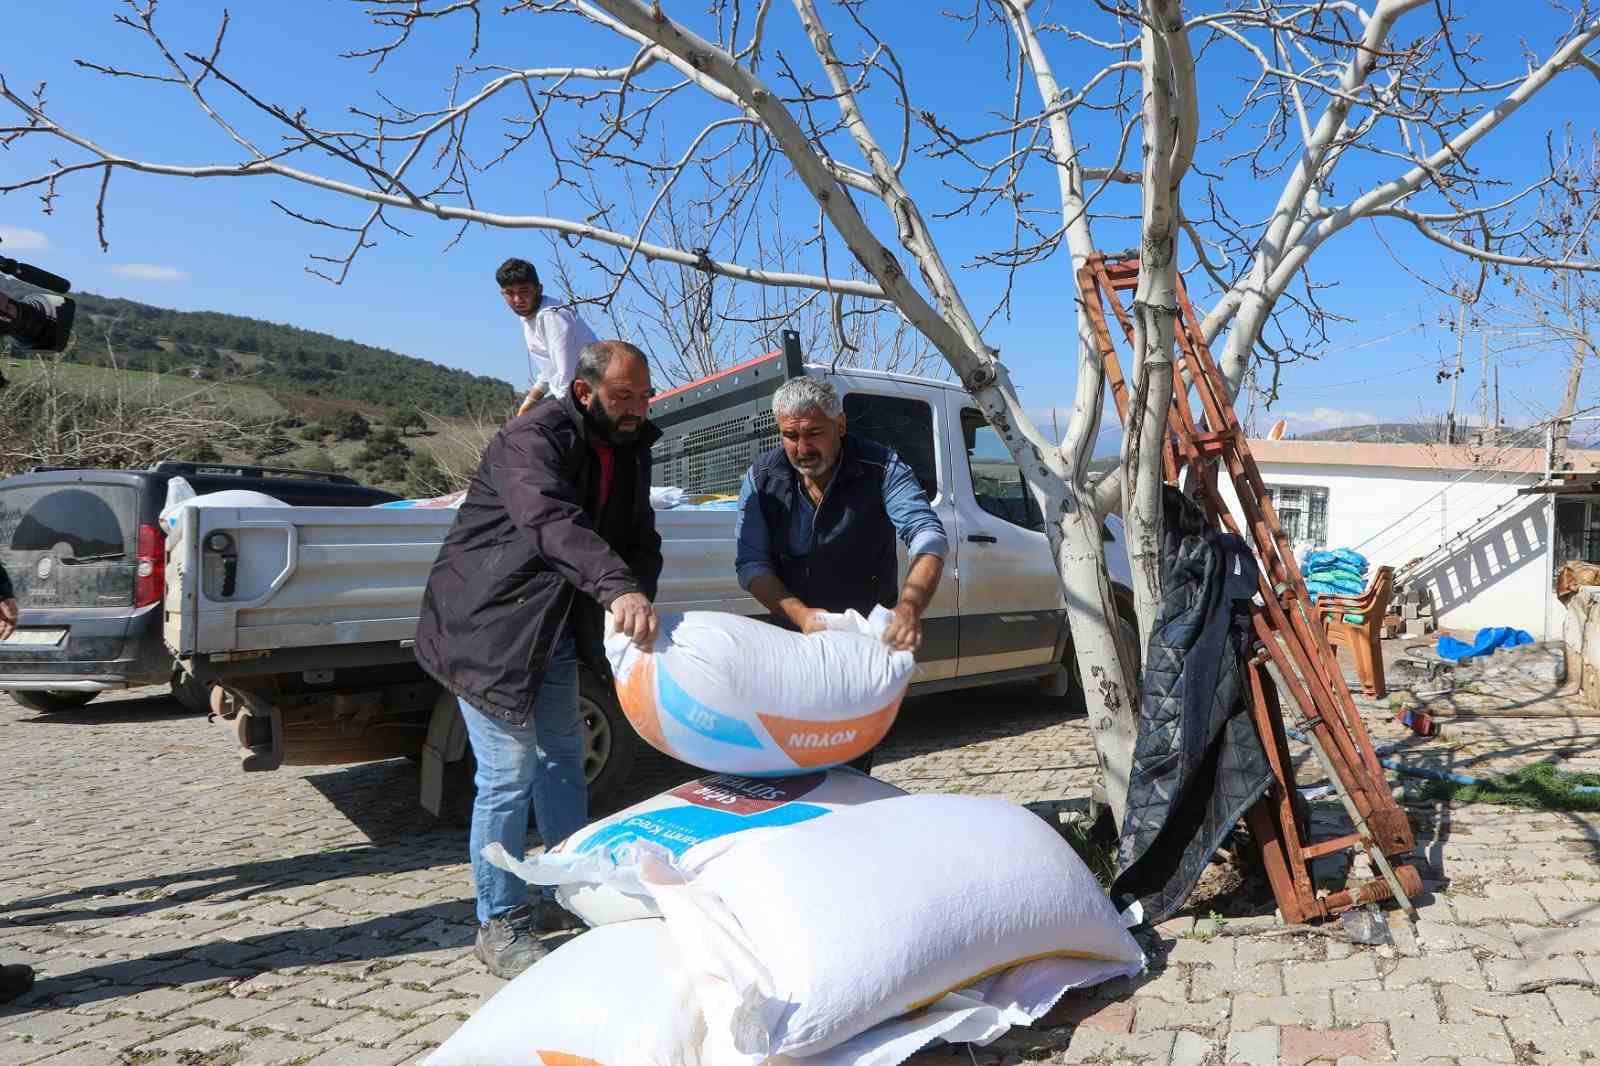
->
[421,919,708,1066]
[488,768,905,926]
[605,606,916,775]
[158,478,288,550]
[637,793,1146,1064]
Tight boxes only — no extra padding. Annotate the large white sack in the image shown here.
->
[606,607,914,776]
[422,919,709,1066]
[637,793,1146,1063]
[488,768,905,926]
[159,485,290,548]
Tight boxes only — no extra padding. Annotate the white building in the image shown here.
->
[1214,440,1600,640]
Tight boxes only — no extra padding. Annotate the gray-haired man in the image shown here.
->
[734,378,947,768]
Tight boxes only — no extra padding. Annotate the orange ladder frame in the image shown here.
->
[1079,255,1420,923]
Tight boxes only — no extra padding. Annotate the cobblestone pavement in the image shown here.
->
[2,660,1597,1066]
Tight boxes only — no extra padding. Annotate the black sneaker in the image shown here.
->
[474,906,548,979]
[533,897,586,933]
[0,964,35,1005]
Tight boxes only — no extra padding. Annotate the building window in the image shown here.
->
[1556,498,1600,565]
[1268,484,1328,547]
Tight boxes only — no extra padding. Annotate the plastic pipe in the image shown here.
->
[1284,726,1484,788]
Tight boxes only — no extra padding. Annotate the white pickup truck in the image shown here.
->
[164,332,1133,813]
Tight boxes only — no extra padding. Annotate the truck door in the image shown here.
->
[949,403,1066,677]
[835,387,958,683]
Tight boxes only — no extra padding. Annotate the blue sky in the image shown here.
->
[3,1,1593,445]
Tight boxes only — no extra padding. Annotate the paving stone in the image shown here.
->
[310,1010,431,1048]
[1226,1025,1280,1066]
[1231,992,1334,1030]
[1170,1028,1217,1066]
[1483,955,1592,994]
[1451,894,1549,927]
[234,1034,322,1065]
[1042,996,1136,1034]
[1381,949,1484,989]
[300,1047,417,1066]
[1333,986,1441,1027]
[246,1001,350,1037]
[1278,1022,1391,1066]
[1391,1009,1513,1063]
[1545,984,1600,1025]
[177,991,286,1029]
[1289,951,1380,992]
[394,1015,472,1048]
[69,1015,185,1052]
[0,1009,93,1043]
[1056,1028,1176,1064]
[1507,922,1600,959]
[1132,994,1229,1033]
[131,1023,243,1058]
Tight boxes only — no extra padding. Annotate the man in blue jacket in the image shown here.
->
[734,377,948,770]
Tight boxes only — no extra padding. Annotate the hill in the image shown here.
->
[2,278,517,418]
[1296,422,1440,444]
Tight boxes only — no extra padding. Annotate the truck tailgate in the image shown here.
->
[165,505,456,657]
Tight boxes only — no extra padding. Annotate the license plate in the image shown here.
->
[0,628,67,647]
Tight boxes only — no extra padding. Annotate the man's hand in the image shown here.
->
[881,602,923,652]
[800,610,832,636]
[0,598,17,643]
[516,385,547,418]
[610,591,659,649]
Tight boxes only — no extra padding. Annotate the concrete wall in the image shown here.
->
[1217,460,1560,638]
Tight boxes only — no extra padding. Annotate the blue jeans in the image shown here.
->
[459,637,588,926]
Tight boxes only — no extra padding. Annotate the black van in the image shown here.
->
[0,461,399,713]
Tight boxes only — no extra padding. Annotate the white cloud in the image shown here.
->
[0,227,49,253]
[110,263,190,283]
[1281,406,1379,433]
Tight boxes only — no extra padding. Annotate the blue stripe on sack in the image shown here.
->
[656,663,765,749]
[573,803,830,858]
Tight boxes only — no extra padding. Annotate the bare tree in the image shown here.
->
[7,0,1600,823]
[0,351,257,473]
[1453,136,1600,464]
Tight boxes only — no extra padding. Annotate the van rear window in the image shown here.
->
[0,484,136,559]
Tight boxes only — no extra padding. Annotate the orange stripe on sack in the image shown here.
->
[615,654,668,753]
[536,1053,605,1066]
[758,697,903,768]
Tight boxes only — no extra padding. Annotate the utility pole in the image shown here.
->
[1480,329,1490,445]
[1493,366,1500,443]
[1446,299,1467,444]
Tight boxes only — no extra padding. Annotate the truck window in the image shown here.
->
[961,409,1044,532]
[842,393,938,499]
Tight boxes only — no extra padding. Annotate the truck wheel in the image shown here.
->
[170,669,213,714]
[12,690,98,714]
[580,670,637,813]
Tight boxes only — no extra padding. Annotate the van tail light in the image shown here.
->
[135,522,165,608]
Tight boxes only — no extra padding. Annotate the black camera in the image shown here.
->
[0,239,76,354]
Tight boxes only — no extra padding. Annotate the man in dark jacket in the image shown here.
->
[415,340,661,978]
[734,376,948,771]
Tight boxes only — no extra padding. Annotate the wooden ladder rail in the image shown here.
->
[1078,254,1420,923]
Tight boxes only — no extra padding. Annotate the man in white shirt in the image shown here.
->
[497,258,599,417]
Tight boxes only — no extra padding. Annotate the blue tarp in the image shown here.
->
[1436,626,1535,662]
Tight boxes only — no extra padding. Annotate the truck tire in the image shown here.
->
[580,669,637,813]
[170,669,213,714]
[12,690,98,714]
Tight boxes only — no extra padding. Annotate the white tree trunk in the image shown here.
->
[1120,0,1192,655]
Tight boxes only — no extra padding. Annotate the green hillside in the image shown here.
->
[2,279,517,417]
